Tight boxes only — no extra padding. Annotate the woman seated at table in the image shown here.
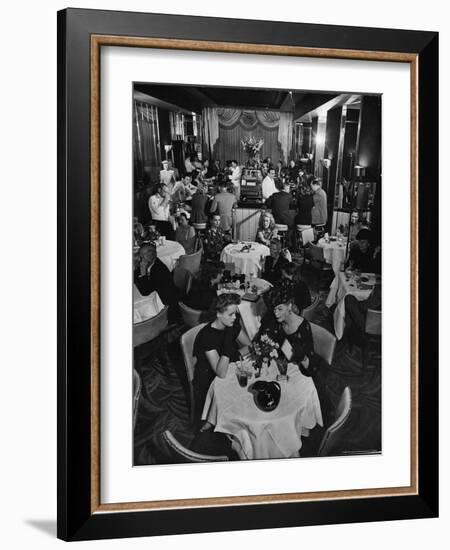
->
[346,228,381,274]
[255,211,278,246]
[203,213,231,261]
[268,286,317,377]
[175,212,196,254]
[193,293,247,423]
[261,263,312,334]
[184,261,224,314]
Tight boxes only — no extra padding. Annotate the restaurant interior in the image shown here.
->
[133,82,382,465]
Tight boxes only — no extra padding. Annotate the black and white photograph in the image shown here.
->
[132,83,382,465]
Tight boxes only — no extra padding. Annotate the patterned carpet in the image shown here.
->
[134,264,381,465]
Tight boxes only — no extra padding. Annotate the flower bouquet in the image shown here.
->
[241,136,264,167]
[250,331,279,378]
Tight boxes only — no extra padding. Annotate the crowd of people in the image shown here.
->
[134,154,382,440]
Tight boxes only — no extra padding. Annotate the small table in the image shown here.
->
[156,240,185,271]
[326,271,376,339]
[317,237,348,274]
[202,362,323,460]
[220,242,270,277]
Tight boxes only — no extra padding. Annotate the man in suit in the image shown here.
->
[310,178,328,232]
[209,181,237,232]
[266,180,296,248]
[262,238,290,285]
[134,242,177,308]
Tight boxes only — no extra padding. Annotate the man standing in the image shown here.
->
[209,181,237,233]
[310,178,328,231]
[148,183,174,239]
[228,159,242,201]
[266,180,296,247]
[261,167,278,202]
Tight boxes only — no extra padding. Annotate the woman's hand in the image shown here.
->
[300,356,310,370]
[139,260,148,276]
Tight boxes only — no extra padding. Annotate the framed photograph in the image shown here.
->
[57,8,438,541]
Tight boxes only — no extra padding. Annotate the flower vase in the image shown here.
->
[261,358,270,378]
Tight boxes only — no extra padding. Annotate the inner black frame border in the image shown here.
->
[57,8,438,541]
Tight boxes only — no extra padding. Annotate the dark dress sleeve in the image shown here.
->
[288,319,315,377]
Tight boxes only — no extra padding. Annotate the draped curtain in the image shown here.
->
[134,101,161,184]
[278,112,294,164]
[202,107,293,163]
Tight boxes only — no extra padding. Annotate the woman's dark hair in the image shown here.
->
[214,292,241,313]
[268,285,297,310]
[281,262,297,278]
[178,212,188,221]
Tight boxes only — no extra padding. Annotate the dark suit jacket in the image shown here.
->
[134,258,176,305]
[266,191,296,226]
[262,255,291,285]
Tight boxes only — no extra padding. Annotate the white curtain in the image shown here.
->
[278,112,294,163]
[202,107,219,160]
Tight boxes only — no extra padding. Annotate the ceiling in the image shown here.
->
[133,82,351,120]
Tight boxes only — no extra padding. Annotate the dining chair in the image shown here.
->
[162,430,229,463]
[177,247,203,276]
[173,265,193,297]
[310,322,337,366]
[179,301,205,328]
[317,386,352,456]
[132,368,142,431]
[301,294,320,322]
[180,323,207,423]
[362,308,382,369]
[304,243,334,289]
[133,305,169,347]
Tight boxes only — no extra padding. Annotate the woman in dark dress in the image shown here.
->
[193,293,244,421]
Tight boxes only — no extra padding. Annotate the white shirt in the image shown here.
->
[229,165,242,187]
[149,194,170,221]
[261,176,278,200]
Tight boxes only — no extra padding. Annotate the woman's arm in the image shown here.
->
[205,349,230,379]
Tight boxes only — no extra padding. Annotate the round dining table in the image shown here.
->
[202,361,323,460]
[220,242,270,277]
[317,237,348,274]
[156,240,185,271]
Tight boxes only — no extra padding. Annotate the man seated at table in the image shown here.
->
[203,213,231,262]
[344,280,382,344]
[346,228,381,274]
[262,238,290,285]
[133,242,177,309]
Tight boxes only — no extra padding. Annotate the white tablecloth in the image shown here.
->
[202,362,323,460]
[220,242,270,277]
[326,271,376,339]
[317,238,347,274]
[156,240,185,271]
[133,288,165,324]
